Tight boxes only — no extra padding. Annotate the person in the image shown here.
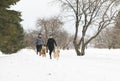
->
[47,35,57,59]
[36,33,44,55]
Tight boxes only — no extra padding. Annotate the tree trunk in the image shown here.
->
[73,41,83,56]
[80,37,85,56]
[80,44,85,56]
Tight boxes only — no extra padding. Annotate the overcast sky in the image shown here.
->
[11,0,61,31]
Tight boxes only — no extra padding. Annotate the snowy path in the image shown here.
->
[0,49,120,81]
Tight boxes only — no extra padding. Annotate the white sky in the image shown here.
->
[11,0,120,35]
[11,0,61,31]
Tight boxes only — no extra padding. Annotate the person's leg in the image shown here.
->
[49,50,52,59]
[39,45,42,52]
[49,49,54,59]
[39,45,42,56]
[36,45,39,55]
[37,45,41,55]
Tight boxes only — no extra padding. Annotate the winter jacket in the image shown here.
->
[47,38,57,50]
[36,37,44,45]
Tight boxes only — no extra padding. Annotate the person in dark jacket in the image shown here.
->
[47,35,57,59]
[36,33,44,55]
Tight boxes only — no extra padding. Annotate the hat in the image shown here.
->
[38,33,42,35]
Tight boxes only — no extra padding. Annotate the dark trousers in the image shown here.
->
[48,48,54,59]
[36,45,42,55]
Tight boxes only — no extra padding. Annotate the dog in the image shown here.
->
[53,48,60,60]
[39,45,46,57]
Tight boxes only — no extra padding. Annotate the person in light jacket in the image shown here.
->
[36,33,44,55]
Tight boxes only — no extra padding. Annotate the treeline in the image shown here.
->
[91,11,120,49]
[0,0,120,54]
[24,11,120,49]
[24,17,74,50]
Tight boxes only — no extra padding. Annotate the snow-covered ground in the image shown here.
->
[0,48,120,81]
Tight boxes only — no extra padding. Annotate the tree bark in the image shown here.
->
[81,44,85,56]
[73,40,85,56]
[73,41,80,56]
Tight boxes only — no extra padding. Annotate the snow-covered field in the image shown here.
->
[0,48,120,81]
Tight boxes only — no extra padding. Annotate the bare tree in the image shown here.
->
[36,16,63,43]
[92,28,113,48]
[55,29,72,49]
[24,30,39,49]
[36,16,72,49]
[92,11,120,49]
[56,0,120,56]
[110,11,120,48]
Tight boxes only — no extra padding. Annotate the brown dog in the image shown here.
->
[39,45,46,57]
[53,48,60,60]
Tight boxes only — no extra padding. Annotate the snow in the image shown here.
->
[0,48,120,81]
